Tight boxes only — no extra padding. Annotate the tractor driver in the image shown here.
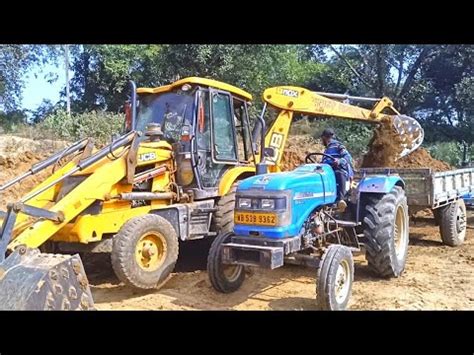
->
[320,128,354,211]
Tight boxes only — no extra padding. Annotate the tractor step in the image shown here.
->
[191,207,217,215]
[222,242,284,269]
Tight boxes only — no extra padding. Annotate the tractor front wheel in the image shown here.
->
[111,214,179,289]
[316,244,354,310]
[207,232,245,293]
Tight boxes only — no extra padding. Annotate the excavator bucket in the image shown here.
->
[0,248,95,310]
[392,115,425,158]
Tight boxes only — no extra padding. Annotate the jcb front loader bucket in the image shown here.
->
[0,248,95,310]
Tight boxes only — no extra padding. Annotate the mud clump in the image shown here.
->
[361,117,452,172]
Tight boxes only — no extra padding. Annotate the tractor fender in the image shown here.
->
[357,175,405,194]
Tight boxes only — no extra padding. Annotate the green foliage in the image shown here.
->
[426,141,467,168]
[0,44,471,169]
[41,110,124,146]
[0,45,61,112]
[67,45,324,115]
[0,110,28,132]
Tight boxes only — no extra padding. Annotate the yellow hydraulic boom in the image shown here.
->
[257,86,424,169]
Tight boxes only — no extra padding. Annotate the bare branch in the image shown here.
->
[375,46,385,95]
[328,45,376,91]
[394,51,404,94]
[398,46,434,99]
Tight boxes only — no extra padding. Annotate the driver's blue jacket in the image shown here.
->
[321,138,354,178]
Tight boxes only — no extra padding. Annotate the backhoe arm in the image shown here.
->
[263,86,398,122]
[260,86,424,169]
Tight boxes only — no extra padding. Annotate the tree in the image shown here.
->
[67,45,324,113]
[306,44,474,147]
[0,45,60,112]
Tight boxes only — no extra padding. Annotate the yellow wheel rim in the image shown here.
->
[394,205,408,261]
[135,232,167,271]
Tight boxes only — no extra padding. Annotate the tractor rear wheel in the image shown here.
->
[207,232,245,293]
[362,186,409,278]
[111,214,179,289]
[438,199,467,247]
[211,184,237,234]
[316,244,354,310]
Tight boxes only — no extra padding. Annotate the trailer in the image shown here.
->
[355,167,474,246]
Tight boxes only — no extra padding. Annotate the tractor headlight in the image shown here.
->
[238,198,252,209]
[261,199,275,209]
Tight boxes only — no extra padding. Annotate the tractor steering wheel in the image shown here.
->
[305,152,337,164]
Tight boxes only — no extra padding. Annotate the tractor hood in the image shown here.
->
[237,164,336,193]
[234,164,338,239]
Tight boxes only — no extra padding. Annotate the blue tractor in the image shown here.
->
[207,153,409,310]
[463,192,474,209]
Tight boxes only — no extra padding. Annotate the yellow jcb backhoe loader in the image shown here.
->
[0,77,423,310]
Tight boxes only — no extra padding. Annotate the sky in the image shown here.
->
[21,62,70,111]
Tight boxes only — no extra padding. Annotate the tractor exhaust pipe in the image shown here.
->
[130,80,137,131]
[254,103,268,175]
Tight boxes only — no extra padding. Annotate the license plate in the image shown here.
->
[234,212,277,226]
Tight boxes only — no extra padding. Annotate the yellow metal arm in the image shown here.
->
[260,86,424,166]
[263,86,397,123]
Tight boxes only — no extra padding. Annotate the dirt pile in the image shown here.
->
[280,135,324,171]
[393,148,452,172]
[361,117,452,172]
[0,135,69,209]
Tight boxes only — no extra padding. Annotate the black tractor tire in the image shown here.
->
[211,184,237,234]
[362,186,409,278]
[111,214,179,289]
[316,244,354,310]
[438,199,467,247]
[433,207,442,226]
[207,232,245,293]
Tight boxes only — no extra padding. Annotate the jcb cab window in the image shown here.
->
[211,92,238,162]
[136,91,194,142]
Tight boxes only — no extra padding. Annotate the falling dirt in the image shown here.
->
[361,116,404,167]
[361,117,452,171]
[280,135,324,171]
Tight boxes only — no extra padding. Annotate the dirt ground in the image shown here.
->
[1,135,472,310]
[87,211,474,310]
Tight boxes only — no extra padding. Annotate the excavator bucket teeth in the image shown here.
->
[392,115,425,158]
[0,248,95,310]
